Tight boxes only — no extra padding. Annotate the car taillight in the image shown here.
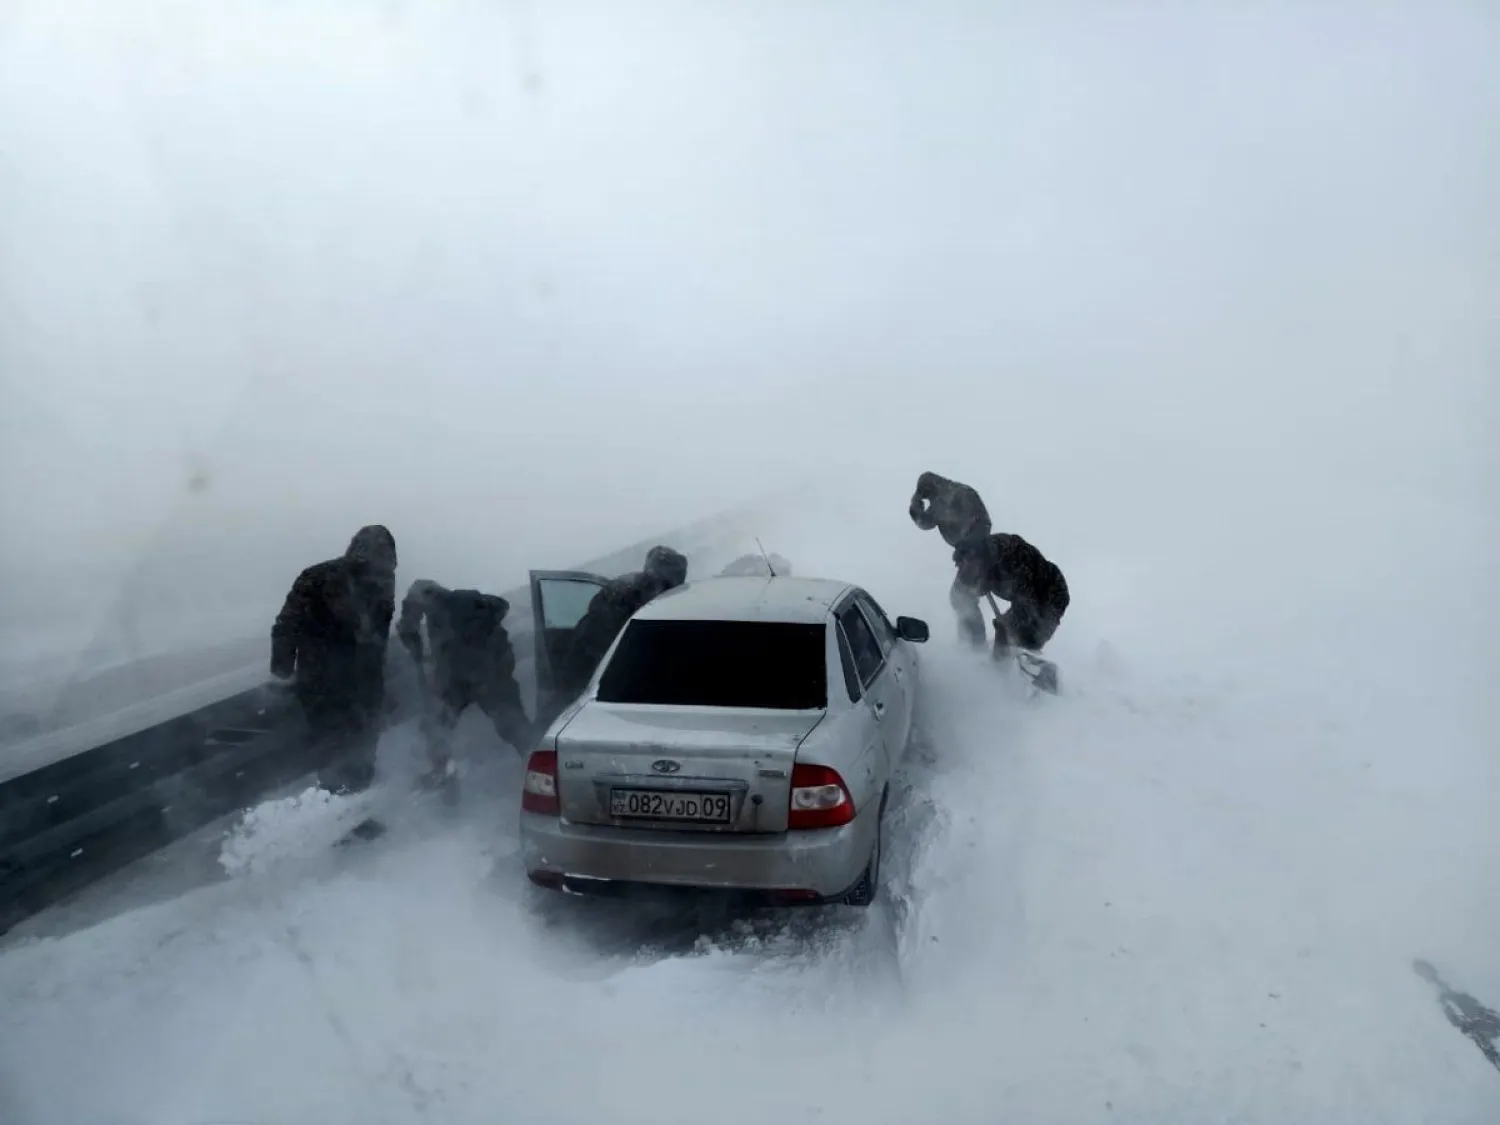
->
[522,749,559,815]
[788,763,855,829]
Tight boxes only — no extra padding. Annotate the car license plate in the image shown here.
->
[610,788,732,823]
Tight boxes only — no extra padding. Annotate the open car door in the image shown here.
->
[528,569,611,730]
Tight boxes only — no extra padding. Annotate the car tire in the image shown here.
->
[842,790,887,908]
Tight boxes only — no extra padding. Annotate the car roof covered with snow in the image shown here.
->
[632,575,851,625]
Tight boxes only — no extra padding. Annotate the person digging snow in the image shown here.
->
[951,531,1070,661]
[397,579,533,791]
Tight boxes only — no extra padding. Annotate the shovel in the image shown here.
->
[985,593,1060,695]
[410,658,462,804]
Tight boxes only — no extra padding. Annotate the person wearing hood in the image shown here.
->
[908,470,993,648]
[558,545,689,701]
[270,524,398,795]
[397,579,532,787]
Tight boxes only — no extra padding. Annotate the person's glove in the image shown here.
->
[418,754,455,786]
[909,496,934,528]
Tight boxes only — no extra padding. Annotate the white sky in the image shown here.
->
[0,0,1493,672]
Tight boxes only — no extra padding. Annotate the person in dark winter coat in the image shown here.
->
[559,545,689,699]
[908,471,993,647]
[952,532,1070,656]
[270,524,398,795]
[397,579,532,780]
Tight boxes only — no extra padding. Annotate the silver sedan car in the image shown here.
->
[518,574,929,906]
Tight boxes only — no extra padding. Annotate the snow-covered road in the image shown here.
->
[2,493,1495,1125]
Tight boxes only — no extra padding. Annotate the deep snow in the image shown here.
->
[2,0,1496,1121]
[2,490,1496,1124]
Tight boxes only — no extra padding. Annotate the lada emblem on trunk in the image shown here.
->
[650,759,681,774]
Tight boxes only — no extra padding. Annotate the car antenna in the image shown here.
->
[754,537,777,577]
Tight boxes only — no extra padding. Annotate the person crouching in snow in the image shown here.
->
[397,579,533,788]
[951,532,1070,658]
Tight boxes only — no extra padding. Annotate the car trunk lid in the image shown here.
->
[554,703,824,833]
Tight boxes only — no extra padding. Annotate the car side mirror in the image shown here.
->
[896,616,929,643]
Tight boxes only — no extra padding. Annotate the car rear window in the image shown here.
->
[595,620,827,710]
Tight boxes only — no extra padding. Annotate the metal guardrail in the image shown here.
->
[0,682,302,933]
[0,502,770,934]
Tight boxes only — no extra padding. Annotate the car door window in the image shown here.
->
[853,590,898,654]
[834,620,863,702]
[536,577,604,629]
[836,602,885,688]
[528,570,610,707]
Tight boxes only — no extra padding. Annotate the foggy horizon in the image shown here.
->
[4,1,1491,678]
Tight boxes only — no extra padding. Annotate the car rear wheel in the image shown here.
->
[842,791,886,907]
